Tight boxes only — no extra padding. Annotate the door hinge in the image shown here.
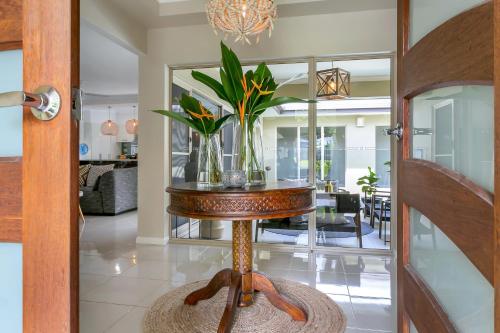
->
[72,88,83,121]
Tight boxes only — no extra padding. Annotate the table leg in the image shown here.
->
[253,272,307,321]
[184,269,233,305]
[183,220,307,333]
[232,220,253,307]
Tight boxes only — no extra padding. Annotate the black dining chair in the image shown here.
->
[316,193,363,248]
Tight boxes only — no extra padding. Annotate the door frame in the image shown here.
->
[0,0,80,331]
[167,51,396,255]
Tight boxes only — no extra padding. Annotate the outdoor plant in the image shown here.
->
[356,167,379,196]
[190,41,315,183]
[152,93,232,185]
[315,160,332,179]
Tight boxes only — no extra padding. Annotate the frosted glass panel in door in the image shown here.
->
[410,320,419,333]
[409,0,486,47]
[0,50,22,156]
[409,208,493,332]
[410,86,493,192]
[0,49,23,332]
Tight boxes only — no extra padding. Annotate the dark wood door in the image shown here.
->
[0,0,79,332]
[397,1,498,332]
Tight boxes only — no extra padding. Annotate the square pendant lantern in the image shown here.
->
[316,67,351,99]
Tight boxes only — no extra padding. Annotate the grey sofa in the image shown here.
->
[80,167,137,215]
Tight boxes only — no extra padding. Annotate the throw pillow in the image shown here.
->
[86,164,115,188]
[79,164,91,186]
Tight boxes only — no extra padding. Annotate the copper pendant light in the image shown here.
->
[100,105,118,136]
[125,105,139,135]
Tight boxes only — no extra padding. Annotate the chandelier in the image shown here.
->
[206,0,277,44]
[316,67,351,100]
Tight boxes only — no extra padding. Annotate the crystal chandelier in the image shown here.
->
[206,0,277,44]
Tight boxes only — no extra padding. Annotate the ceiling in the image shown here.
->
[174,58,391,84]
[80,23,139,96]
[108,0,396,29]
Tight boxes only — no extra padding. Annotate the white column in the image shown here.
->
[136,55,170,245]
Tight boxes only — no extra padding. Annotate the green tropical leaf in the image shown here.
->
[254,62,267,81]
[191,70,228,102]
[220,69,236,106]
[221,42,244,101]
[152,109,203,133]
[213,114,234,133]
[179,94,201,115]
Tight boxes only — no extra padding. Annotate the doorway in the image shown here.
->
[168,55,395,252]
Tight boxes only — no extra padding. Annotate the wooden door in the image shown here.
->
[0,0,79,332]
[397,0,498,332]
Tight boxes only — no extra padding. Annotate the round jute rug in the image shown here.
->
[143,278,346,333]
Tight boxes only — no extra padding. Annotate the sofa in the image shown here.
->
[80,167,137,215]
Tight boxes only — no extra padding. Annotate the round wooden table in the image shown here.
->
[167,181,315,333]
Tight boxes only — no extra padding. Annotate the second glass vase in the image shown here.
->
[197,134,223,187]
[232,116,266,186]
[248,117,266,185]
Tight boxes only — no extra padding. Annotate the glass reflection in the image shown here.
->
[411,85,493,192]
[410,208,493,332]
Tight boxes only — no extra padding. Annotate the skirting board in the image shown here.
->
[136,236,169,245]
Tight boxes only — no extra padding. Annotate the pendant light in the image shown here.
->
[125,105,139,135]
[100,105,118,136]
[316,63,351,100]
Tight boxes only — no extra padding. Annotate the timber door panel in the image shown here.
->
[0,0,79,332]
[397,1,496,332]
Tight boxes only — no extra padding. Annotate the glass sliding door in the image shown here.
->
[315,58,392,249]
[254,61,310,246]
[168,56,394,252]
[170,75,232,240]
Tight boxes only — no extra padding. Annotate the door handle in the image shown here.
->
[0,85,61,121]
[385,122,403,141]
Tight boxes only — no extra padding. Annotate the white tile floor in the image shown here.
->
[80,211,394,333]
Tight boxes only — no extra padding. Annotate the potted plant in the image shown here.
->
[357,166,380,216]
[356,166,379,196]
[153,93,232,187]
[191,42,315,185]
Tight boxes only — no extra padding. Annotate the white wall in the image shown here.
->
[80,104,137,160]
[137,57,170,244]
[137,8,397,241]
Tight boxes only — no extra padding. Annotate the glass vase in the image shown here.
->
[197,133,223,187]
[232,116,266,186]
[232,118,248,177]
[248,117,266,185]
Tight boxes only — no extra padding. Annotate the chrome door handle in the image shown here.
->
[385,122,403,141]
[0,86,61,121]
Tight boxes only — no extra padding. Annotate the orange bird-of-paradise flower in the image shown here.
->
[238,100,246,125]
[252,79,274,96]
[187,103,215,120]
